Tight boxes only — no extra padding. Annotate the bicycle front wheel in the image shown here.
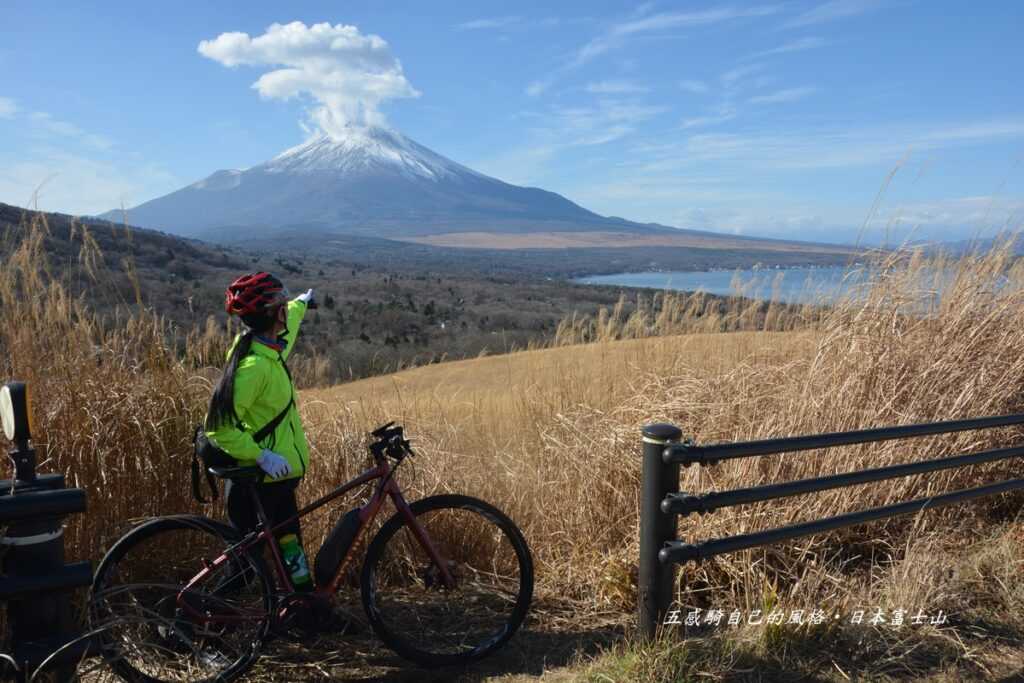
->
[361,494,534,667]
[90,515,273,683]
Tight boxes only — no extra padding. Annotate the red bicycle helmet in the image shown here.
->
[224,272,289,317]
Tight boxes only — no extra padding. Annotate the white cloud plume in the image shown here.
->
[198,21,419,136]
[679,80,709,94]
[748,86,817,104]
[784,0,883,28]
[0,97,17,118]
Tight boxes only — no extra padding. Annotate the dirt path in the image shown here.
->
[238,599,626,682]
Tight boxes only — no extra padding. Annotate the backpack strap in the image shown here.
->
[252,395,294,444]
[250,355,294,445]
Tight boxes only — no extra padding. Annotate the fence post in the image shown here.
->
[639,423,682,639]
[1,381,90,681]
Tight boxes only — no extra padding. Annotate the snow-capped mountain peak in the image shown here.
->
[100,123,637,240]
[258,125,474,181]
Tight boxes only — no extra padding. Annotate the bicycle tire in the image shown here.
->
[360,494,534,667]
[90,515,273,683]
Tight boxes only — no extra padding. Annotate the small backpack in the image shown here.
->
[191,395,294,503]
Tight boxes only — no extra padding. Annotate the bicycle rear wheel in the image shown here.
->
[90,515,273,683]
[361,494,534,667]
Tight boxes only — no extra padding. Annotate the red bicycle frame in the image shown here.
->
[178,452,456,624]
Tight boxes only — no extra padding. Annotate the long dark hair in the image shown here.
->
[205,309,276,430]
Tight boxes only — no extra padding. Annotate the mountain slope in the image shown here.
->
[102,126,667,241]
[101,126,843,253]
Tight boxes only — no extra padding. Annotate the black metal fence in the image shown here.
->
[638,414,1024,638]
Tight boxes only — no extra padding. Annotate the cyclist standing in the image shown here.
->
[204,271,315,591]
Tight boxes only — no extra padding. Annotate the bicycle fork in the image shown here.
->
[384,481,457,590]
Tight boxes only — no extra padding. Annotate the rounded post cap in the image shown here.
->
[641,423,682,443]
[1,381,32,443]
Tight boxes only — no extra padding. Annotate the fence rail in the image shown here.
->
[637,414,1024,639]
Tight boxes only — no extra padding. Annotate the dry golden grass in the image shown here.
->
[394,230,858,253]
[5,210,1024,681]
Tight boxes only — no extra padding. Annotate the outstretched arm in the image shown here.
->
[280,293,311,362]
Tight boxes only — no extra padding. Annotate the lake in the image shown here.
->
[573,266,861,304]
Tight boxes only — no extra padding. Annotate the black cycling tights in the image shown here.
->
[225,477,302,541]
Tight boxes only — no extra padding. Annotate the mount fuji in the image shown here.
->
[101,125,682,242]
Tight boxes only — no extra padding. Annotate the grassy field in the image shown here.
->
[305,329,811,418]
[395,230,856,253]
[5,213,1024,681]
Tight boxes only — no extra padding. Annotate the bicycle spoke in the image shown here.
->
[90,517,271,682]
[363,496,533,665]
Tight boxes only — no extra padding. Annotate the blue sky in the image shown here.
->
[2,1,1022,245]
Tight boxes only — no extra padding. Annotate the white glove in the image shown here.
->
[256,449,291,479]
[297,288,315,305]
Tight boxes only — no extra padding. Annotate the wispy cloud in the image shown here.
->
[679,80,709,94]
[28,112,113,150]
[0,97,16,119]
[784,0,883,28]
[919,121,1024,143]
[475,99,668,183]
[679,64,770,129]
[525,80,551,97]
[0,147,179,215]
[526,5,783,96]
[456,16,522,31]
[30,112,84,137]
[679,102,737,129]
[2,106,183,214]
[585,80,649,94]
[682,113,737,129]
[747,36,827,59]
[748,86,817,104]
[607,5,782,39]
[455,15,561,31]
[721,63,766,87]
[554,101,669,145]
[576,5,783,67]
[634,118,1024,171]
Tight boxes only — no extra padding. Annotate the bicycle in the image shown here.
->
[89,422,534,682]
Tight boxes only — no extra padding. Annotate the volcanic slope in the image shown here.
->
[101,125,853,257]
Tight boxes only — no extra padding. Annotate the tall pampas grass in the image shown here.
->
[5,209,1024,679]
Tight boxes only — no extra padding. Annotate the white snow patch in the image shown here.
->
[259,126,483,181]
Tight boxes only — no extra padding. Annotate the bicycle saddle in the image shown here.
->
[208,465,264,481]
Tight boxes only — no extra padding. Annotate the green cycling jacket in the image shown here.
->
[206,298,310,482]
